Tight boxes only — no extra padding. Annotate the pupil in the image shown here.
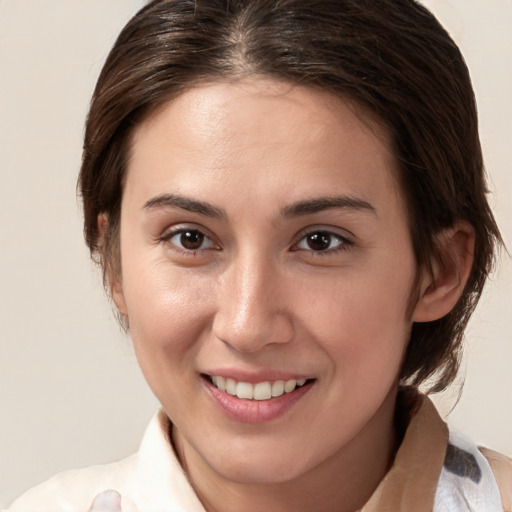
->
[307,232,331,251]
[181,231,204,250]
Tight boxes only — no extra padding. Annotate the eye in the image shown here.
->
[295,231,348,252]
[166,229,217,252]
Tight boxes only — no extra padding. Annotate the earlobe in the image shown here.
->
[412,221,475,323]
[97,213,128,317]
[111,278,128,317]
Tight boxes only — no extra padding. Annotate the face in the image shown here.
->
[114,79,421,485]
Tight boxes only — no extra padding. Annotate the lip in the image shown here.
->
[202,372,315,424]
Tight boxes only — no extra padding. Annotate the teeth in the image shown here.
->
[236,381,253,399]
[271,380,285,397]
[210,376,308,400]
[254,382,272,400]
[284,380,296,393]
[211,375,227,391]
[225,378,236,395]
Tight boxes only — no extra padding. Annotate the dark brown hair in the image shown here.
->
[79,0,502,392]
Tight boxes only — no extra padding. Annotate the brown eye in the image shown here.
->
[306,232,334,251]
[166,229,216,252]
[180,230,204,250]
[295,230,348,253]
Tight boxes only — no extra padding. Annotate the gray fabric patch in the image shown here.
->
[444,444,482,484]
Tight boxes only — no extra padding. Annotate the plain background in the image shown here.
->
[0,0,510,507]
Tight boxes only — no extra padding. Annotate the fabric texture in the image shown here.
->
[481,447,512,512]
[6,393,511,512]
[434,430,503,512]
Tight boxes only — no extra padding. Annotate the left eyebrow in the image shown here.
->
[281,195,377,217]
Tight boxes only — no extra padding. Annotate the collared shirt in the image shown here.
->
[6,394,512,512]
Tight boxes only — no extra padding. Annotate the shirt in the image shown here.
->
[6,392,512,512]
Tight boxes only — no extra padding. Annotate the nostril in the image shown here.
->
[213,311,294,354]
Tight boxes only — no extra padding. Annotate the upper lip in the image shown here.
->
[202,368,313,384]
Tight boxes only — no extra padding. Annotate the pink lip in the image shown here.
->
[202,375,315,424]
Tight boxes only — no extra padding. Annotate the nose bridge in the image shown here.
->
[213,250,293,352]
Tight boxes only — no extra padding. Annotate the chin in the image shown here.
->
[206,442,317,485]
[217,462,305,485]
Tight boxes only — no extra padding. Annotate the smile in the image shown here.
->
[203,373,316,423]
[209,375,309,401]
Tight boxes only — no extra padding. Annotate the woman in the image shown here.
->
[6,0,511,510]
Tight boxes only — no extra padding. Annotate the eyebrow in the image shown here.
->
[143,194,226,219]
[142,193,376,220]
[281,195,376,217]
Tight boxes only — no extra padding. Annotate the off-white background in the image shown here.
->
[0,0,510,507]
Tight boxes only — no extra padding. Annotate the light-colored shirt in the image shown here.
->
[6,393,512,512]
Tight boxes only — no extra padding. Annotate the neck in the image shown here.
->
[173,388,399,512]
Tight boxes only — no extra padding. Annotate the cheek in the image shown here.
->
[121,255,216,364]
[121,266,218,418]
[298,259,415,373]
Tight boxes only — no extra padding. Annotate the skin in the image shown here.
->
[110,79,473,512]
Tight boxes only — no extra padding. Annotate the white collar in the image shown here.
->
[124,410,205,512]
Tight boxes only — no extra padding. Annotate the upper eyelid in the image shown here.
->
[294,225,355,242]
[162,223,213,239]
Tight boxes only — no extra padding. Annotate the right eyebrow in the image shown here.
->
[142,193,226,219]
[281,195,377,218]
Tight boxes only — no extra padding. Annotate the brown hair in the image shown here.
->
[79,0,502,392]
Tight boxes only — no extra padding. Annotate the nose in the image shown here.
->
[212,254,294,354]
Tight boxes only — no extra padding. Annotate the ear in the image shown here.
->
[97,214,128,317]
[412,221,475,322]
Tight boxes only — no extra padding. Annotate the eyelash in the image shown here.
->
[160,227,354,256]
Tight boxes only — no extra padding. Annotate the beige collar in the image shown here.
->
[141,392,448,512]
[364,392,449,511]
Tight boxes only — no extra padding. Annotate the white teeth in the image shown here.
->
[253,381,272,400]
[284,379,297,393]
[236,382,254,399]
[271,380,285,397]
[216,376,226,391]
[210,376,309,400]
[225,378,237,396]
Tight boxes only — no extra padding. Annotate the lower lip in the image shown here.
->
[202,377,314,424]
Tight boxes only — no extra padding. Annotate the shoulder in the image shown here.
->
[4,409,203,512]
[5,455,138,512]
[480,447,512,512]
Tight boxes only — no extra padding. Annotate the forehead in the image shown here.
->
[125,79,404,216]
